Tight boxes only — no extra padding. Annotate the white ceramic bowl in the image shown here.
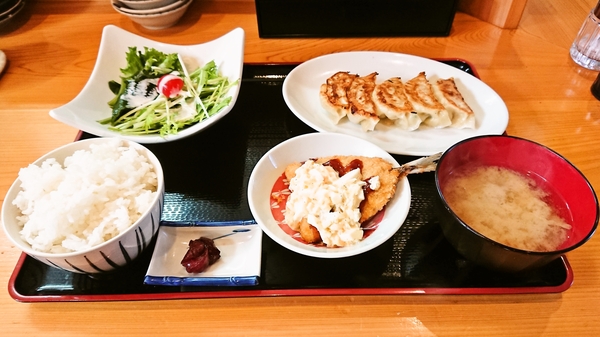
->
[113,0,184,15]
[117,0,177,10]
[1,138,165,274]
[49,25,245,143]
[113,0,192,29]
[248,132,411,258]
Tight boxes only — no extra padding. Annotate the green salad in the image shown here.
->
[99,47,237,136]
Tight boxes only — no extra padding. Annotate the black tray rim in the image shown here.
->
[7,252,574,302]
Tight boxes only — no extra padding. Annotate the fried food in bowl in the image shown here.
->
[248,132,411,258]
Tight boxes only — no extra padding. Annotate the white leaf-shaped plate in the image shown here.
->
[50,25,245,143]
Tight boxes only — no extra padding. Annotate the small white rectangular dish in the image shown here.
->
[144,220,262,287]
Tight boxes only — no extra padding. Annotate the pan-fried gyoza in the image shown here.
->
[319,71,475,131]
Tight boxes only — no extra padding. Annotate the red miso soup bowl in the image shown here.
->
[435,135,599,273]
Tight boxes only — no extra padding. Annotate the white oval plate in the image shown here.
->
[50,25,245,144]
[248,132,411,259]
[282,51,509,156]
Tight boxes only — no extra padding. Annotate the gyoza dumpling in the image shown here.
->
[346,72,380,131]
[319,71,359,124]
[431,77,476,129]
[404,72,452,128]
[372,77,422,131]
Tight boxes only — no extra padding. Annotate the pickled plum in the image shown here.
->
[181,237,221,273]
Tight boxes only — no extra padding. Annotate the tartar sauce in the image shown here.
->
[284,160,378,247]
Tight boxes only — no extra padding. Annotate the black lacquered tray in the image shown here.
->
[8,61,573,302]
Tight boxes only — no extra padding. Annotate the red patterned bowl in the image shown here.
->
[435,135,599,273]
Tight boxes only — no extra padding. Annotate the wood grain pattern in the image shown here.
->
[457,0,529,28]
[1,1,600,336]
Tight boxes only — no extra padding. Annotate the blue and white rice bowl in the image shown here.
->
[1,138,165,274]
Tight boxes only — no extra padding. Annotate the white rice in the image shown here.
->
[12,139,158,254]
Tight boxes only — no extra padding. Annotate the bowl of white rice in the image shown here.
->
[1,137,164,274]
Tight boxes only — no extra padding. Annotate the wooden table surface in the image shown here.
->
[1,0,600,336]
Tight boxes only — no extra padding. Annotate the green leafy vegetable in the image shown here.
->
[100,47,237,136]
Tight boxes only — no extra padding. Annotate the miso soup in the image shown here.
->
[442,165,571,252]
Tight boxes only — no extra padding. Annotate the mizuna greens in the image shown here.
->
[100,47,237,136]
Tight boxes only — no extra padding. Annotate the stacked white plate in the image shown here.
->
[0,0,25,27]
[111,0,193,30]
